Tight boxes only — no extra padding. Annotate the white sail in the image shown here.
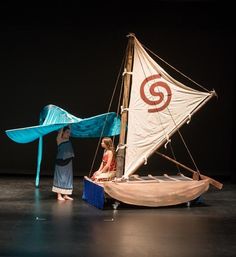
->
[124,36,213,177]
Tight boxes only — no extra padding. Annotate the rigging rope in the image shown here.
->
[143,45,211,93]
[88,49,126,177]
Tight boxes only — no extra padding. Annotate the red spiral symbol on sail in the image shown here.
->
[140,74,172,112]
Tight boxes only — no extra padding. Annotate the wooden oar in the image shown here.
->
[155,151,223,190]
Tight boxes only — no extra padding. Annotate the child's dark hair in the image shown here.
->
[63,126,70,132]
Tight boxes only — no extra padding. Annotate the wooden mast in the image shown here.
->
[116,33,135,178]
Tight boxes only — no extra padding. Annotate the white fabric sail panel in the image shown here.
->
[124,37,211,176]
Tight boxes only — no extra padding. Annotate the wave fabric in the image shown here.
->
[5,104,121,143]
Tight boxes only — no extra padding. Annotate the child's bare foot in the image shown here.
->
[64,195,73,200]
[57,193,65,201]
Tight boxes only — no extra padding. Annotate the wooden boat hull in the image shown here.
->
[83,175,210,208]
[103,179,209,207]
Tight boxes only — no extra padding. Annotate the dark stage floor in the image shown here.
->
[0,175,235,257]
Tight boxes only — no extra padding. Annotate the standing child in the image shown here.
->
[52,126,74,201]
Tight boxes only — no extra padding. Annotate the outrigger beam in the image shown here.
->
[155,151,223,190]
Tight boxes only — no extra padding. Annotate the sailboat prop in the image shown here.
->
[5,104,120,187]
[83,33,223,209]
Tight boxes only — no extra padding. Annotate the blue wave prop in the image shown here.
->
[6,104,121,143]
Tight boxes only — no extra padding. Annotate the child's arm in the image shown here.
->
[56,128,63,145]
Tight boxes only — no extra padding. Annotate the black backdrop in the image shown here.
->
[0,1,235,182]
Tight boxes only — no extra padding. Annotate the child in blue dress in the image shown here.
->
[52,126,74,201]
